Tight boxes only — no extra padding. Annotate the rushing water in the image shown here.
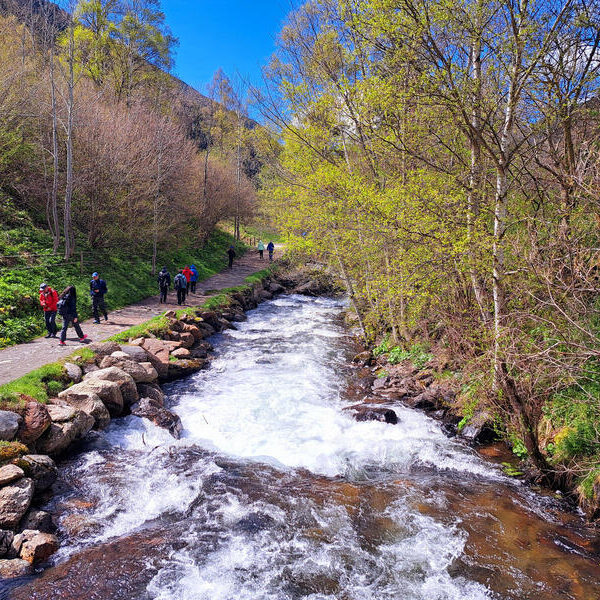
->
[6,296,600,600]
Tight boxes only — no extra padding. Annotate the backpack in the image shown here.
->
[57,297,67,316]
[175,274,186,289]
[158,272,169,287]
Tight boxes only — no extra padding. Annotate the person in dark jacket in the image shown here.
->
[189,264,199,293]
[157,266,171,304]
[267,241,275,262]
[174,269,187,305]
[58,285,88,345]
[227,245,236,269]
[90,272,108,323]
[39,283,59,338]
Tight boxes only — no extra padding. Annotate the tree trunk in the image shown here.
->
[63,18,75,260]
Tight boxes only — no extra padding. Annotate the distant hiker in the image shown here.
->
[267,241,275,262]
[174,269,187,305]
[57,285,87,346]
[258,240,265,260]
[227,245,236,269]
[39,283,58,338]
[190,264,199,293]
[90,272,108,324]
[158,266,171,304]
[182,265,193,294]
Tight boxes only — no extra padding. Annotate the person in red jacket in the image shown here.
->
[39,283,59,338]
[182,266,193,299]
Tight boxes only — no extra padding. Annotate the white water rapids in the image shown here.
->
[20,295,599,600]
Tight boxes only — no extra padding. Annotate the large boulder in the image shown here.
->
[166,359,207,382]
[139,339,170,379]
[46,405,77,423]
[14,530,59,564]
[0,558,32,578]
[63,362,83,383]
[85,366,138,406]
[0,465,24,487]
[88,341,121,357]
[19,455,57,492]
[54,391,110,430]
[60,379,123,417]
[119,345,150,363]
[17,402,51,445]
[0,411,22,442]
[131,399,182,439]
[0,478,34,529]
[268,281,285,294]
[99,356,158,384]
[136,383,164,407]
[35,411,95,456]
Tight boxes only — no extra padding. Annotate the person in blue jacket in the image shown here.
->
[267,241,275,262]
[90,272,108,323]
[189,264,199,293]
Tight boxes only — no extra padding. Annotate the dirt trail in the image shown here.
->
[0,249,276,385]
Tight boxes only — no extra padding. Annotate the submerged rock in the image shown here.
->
[345,404,399,425]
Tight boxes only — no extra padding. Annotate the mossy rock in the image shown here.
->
[0,441,29,464]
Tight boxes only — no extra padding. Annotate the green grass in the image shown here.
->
[0,362,69,407]
[0,198,247,349]
[108,314,170,343]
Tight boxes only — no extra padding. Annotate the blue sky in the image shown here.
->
[162,1,292,96]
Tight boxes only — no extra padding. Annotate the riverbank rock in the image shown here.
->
[64,362,82,383]
[139,339,170,379]
[119,345,150,363]
[61,379,123,417]
[345,404,399,425]
[171,348,191,359]
[55,391,111,430]
[131,399,182,439]
[85,366,138,406]
[12,529,58,564]
[88,341,121,357]
[0,411,22,442]
[18,455,57,492]
[166,359,206,382]
[136,383,164,407]
[0,465,24,487]
[0,530,13,557]
[98,356,157,384]
[0,558,32,578]
[46,405,77,423]
[20,509,53,533]
[18,402,51,445]
[35,411,94,456]
[0,478,34,529]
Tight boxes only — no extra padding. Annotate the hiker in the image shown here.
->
[39,283,59,338]
[190,264,199,293]
[90,272,108,324]
[57,285,88,346]
[174,269,188,305]
[227,245,236,269]
[183,265,193,294]
[267,241,275,262]
[158,266,171,304]
[258,240,265,260]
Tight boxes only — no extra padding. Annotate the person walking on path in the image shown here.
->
[227,245,236,269]
[189,264,199,293]
[174,269,187,305]
[57,286,88,346]
[90,272,108,324]
[39,283,59,338]
[267,241,275,262]
[158,266,171,304]
[258,240,265,260]
[182,266,193,295]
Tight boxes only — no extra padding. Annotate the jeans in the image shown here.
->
[60,314,84,342]
[44,311,58,336]
[177,288,185,305]
[259,250,263,259]
[190,281,197,293]
[160,286,169,303]
[92,295,108,321]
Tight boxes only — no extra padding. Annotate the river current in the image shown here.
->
[6,295,600,599]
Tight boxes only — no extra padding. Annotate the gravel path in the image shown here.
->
[0,250,274,385]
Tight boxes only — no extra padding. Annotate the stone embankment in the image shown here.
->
[0,268,329,578]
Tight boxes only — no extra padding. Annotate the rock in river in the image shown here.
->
[0,478,34,529]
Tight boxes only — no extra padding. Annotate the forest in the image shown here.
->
[262,0,600,508]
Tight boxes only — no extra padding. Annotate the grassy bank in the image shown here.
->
[0,195,246,348]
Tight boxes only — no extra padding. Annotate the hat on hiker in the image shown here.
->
[92,272,99,277]
[39,283,47,290]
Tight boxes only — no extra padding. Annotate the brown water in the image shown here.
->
[4,296,599,600]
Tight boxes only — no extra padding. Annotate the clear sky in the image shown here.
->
[161,0,293,96]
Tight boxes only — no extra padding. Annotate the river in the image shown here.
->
[5,295,600,599]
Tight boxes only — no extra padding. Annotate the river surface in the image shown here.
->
[5,295,600,599]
